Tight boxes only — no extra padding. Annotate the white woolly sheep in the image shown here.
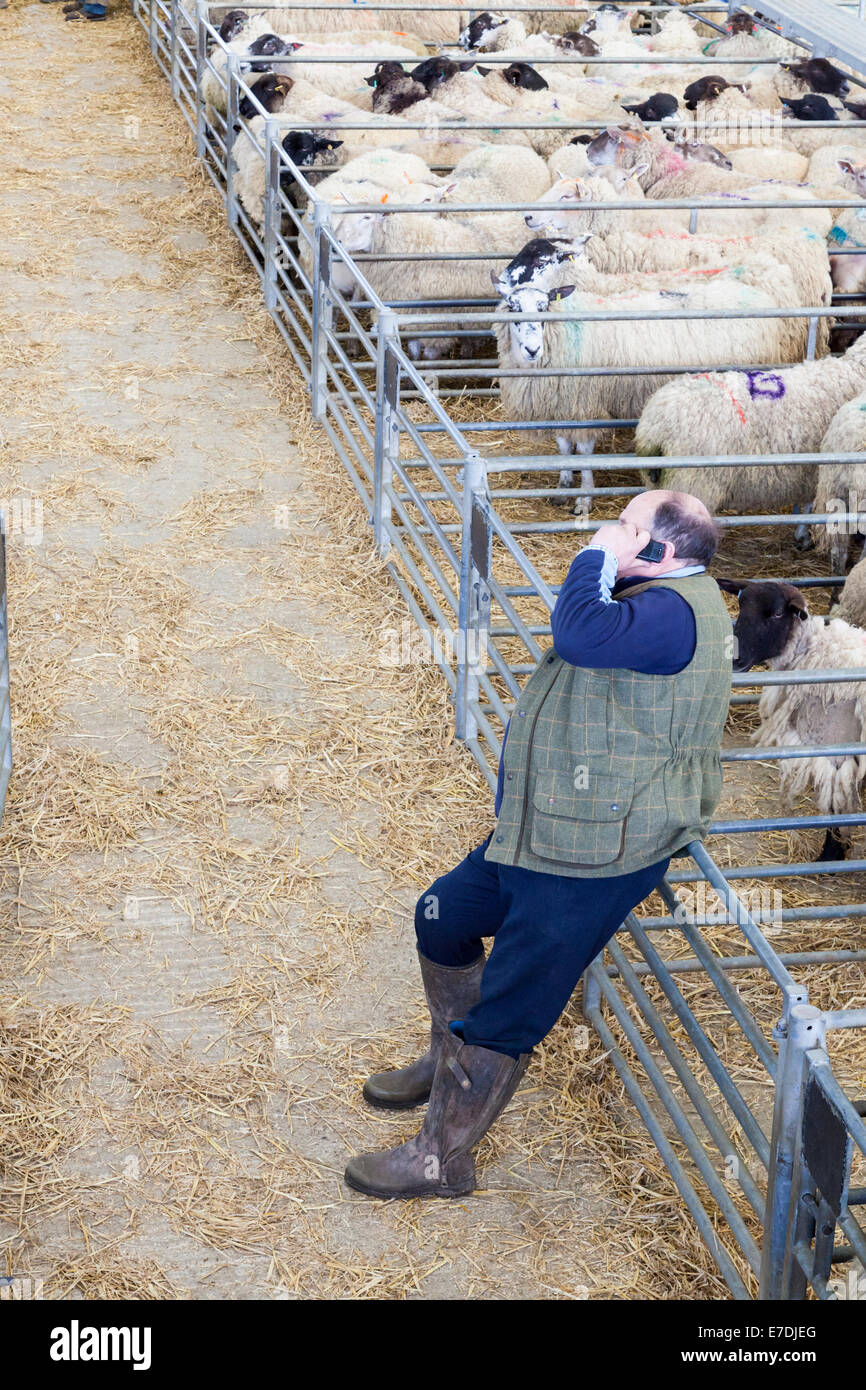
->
[812,389,866,573]
[721,577,866,860]
[635,334,866,521]
[826,158,866,293]
[493,263,812,503]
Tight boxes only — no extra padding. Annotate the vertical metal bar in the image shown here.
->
[374,310,400,559]
[759,1002,826,1300]
[148,0,157,56]
[806,315,818,361]
[170,0,179,101]
[263,120,281,316]
[456,451,490,742]
[195,0,209,161]
[311,203,333,421]
[689,208,699,234]
[226,53,239,223]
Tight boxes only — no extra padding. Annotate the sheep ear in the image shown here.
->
[629,161,650,181]
[716,578,746,597]
[838,159,856,176]
[784,587,810,619]
[549,285,575,303]
[476,65,492,76]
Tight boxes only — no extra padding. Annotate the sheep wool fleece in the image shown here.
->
[486,573,731,878]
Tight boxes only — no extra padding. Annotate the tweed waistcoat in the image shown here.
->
[485,572,732,878]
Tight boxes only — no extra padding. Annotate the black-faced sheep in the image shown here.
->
[720,577,866,860]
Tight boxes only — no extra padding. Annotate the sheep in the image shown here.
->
[523,212,831,325]
[442,143,552,205]
[202,16,428,115]
[456,13,599,96]
[812,390,866,573]
[364,62,432,115]
[492,261,812,504]
[474,67,632,158]
[701,10,801,79]
[826,158,866,293]
[836,549,866,627]
[231,117,348,226]
[634,334,866,523]
[587,126,834,238]
[526,169,695,238]
[644,8,705,57]
[719,577,866,860]
[622,93,679,125]
[408,58,534,145]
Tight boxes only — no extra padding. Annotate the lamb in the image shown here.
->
[812,390,866,573]
[493,262,812,503]
[634,334,866,521]
[719,577,866,860]
[826,158,866,293]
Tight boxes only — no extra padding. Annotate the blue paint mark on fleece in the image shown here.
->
[745,370,785,400]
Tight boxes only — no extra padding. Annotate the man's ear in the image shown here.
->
[716,578,746,597]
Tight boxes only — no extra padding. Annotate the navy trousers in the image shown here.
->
[414,836,669,1058]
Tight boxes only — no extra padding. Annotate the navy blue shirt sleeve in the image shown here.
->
[550,549,696,675]
[494,550,698,814]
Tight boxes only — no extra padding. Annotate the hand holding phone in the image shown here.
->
[635,539,666,563]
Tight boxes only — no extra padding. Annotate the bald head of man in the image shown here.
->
[593,490,719,581]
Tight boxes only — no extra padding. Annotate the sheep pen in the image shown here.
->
[3,0,866,1308]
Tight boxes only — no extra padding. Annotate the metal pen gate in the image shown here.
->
[133,0,866,1298]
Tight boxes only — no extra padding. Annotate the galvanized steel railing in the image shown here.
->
[134,0,866,1299]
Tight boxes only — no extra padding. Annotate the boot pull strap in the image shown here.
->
[448,1056,472,1090]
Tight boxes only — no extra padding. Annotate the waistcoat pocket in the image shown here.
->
[530,770,634,867]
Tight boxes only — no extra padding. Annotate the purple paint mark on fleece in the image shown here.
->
[745,370,785,400]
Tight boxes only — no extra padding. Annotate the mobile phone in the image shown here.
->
[636,539,666,563]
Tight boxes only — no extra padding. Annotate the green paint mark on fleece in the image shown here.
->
[563,316,584,359]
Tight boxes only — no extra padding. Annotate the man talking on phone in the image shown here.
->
[345,490,731,1200]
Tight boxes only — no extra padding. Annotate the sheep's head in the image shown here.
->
[837,158,866,199]
[365,61,408,88]
[725,10,755,34]
[672,129,733,170]
[410,56,475,91]
[556,31,600,57]
[525,177,584,234]
[717,579,809,671]
[237,72,292,122]
[458,11,507,51]
[280,132,342,186]
[494,235,591,295]
[218,9,248,42]
[781,94,839,122]
[683,75,731,110]
[502,62,548,92]
[782,58,850,99]
[500,284,575,365]
[585,125,650,170]
[246,34,294,59]
[580,4,629,40]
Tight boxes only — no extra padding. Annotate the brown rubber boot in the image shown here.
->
[346,1029,529,1199]
[362,950,485,1110]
